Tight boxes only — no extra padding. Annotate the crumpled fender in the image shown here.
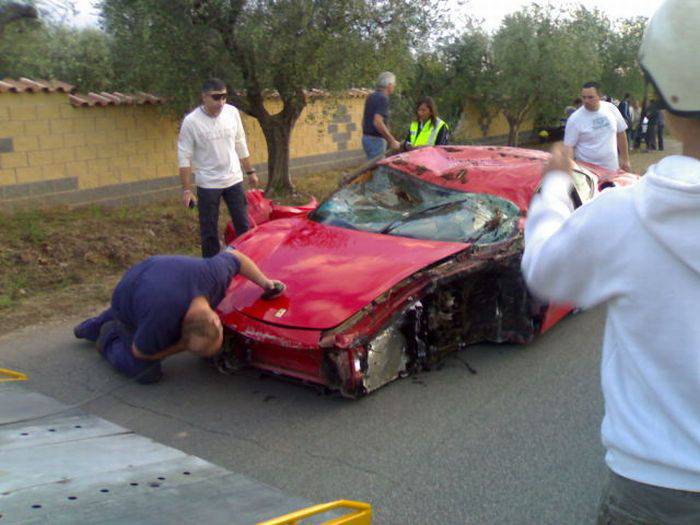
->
[224,189,318,244]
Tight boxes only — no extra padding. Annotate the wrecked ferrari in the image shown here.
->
[216,146,639,397]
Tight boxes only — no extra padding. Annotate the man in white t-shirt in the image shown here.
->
[564,81,632,172]
[178,78,260,258]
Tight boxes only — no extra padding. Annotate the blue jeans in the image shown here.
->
[362,135,387,160]
[197,182,249,258]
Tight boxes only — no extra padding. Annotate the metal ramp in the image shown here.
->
[0,383,342,524]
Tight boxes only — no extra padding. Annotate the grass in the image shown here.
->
[0,140,682,335]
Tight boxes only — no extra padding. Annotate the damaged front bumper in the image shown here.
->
[219,236,549,398]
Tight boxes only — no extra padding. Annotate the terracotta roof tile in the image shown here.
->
[0,77,164,107]
[1,77,369,107]
[0,77,76,93]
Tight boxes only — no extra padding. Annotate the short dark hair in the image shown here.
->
[623,93,631,99]
[582,81,601,93]
[573,97,582,105]
[182,312,219,350]
[202,78,227,93]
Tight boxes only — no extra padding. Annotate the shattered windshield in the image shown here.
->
[310,165,520,244]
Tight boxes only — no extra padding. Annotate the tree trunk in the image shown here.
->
[507,120,520,146]
[260,120,294,197]
[479,116,491,137]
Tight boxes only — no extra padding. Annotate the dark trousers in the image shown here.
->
[646,124,658,151]
[657,124,665,151]
[75,309,162,383]
[597,469,700,525]
[197,182,249,258]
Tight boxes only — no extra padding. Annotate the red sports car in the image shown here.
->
[217,146,638,397]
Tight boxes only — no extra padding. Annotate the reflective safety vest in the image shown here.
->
[409,118,447,147]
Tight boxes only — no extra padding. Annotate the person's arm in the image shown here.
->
[562,119,578,162]
[132,340,185,361]
[226,248,283,293]
[617,132,631,172]
[177,120,196,207]
[521,144,625,308]
[435,124,449,145]
[240,156,259,188]
[612,104,631,171]
[403,129,413,151]
[373,113,400,151]
[233,109,258,187]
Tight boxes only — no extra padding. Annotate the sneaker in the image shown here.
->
[73,318,102,342]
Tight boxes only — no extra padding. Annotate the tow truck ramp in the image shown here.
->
[0,383,369,524]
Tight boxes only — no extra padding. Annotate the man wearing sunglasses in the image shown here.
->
[178,78,259,258]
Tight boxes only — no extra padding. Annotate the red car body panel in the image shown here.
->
[217,308,325,383]
[218,219,467,330]
[217,146,640,396]
[223,189,318,245]
[383,146,547,211]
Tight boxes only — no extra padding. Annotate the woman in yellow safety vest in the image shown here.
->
[404,96,449,150]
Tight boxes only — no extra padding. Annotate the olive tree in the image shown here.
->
[101,0,442,197]
[491,9,545,146]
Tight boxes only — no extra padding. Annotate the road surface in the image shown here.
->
[0,306,607,524]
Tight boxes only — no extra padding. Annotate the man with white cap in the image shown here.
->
[521,1,700,522]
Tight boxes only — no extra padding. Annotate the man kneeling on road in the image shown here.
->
[74,248,284,383]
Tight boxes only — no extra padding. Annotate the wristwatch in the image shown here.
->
[246,169,256,175]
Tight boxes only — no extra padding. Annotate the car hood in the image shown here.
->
[217,218,467,330]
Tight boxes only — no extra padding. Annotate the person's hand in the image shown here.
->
[620,160,632,173]
[261,280,286,300]
[247,171,259,188]
[182,188,196,208]
[389,139,401,151]
[543,142,573,178]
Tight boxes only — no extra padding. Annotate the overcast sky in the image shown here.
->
[71,0,663,31]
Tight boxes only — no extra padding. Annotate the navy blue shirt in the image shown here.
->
[111,251,240,355]
[362,91,390,137]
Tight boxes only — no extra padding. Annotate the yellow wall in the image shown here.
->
[454,100,535,142]
[0,92,178,189]
[0,89,529,210]
[0,92,366,199]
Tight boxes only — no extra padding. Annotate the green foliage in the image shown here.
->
[0,0,649,164]
[0,12,114,91]
[100,0,442,196]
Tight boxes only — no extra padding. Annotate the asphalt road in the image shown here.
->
[0,306,607,525]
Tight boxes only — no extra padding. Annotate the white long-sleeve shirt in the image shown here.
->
[522,155,700,491]
[177,104,250,189]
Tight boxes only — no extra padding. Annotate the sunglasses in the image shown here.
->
[208,93,227,101]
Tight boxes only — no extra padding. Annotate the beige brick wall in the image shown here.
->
[0,90,528,211]
[0,91,367,210]
[0,93,178,189]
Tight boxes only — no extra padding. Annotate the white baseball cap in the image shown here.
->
[639,0,700,118]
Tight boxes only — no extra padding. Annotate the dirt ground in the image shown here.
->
[0,169,346,334]
[0,142,680,335]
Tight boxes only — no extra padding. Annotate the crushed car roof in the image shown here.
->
[381,146,549,211]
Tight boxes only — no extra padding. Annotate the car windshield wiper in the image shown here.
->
[380,198,469,234]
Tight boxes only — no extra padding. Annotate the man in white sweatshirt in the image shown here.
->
[178,78,259,258]
[521,1,700,522]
